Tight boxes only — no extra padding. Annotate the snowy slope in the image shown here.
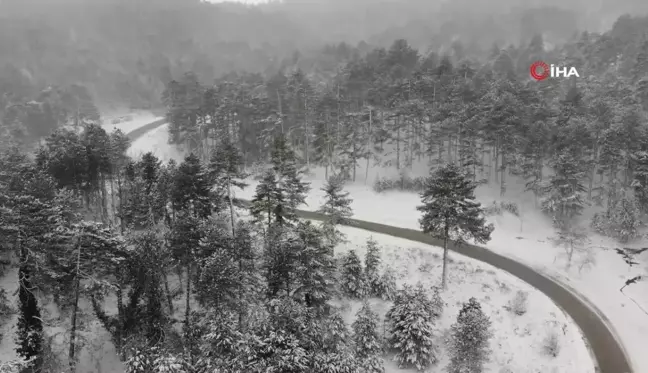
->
[125,114,602,372]
[236,168,646,373]
[336,226,595,373]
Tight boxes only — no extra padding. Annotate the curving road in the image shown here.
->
[125,119,633,373]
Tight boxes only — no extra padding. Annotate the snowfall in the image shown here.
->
[2,113,646,372]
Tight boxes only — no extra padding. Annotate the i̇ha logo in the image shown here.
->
[530,61,579,81]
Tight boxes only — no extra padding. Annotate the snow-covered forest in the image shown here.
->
[2,1,648,372]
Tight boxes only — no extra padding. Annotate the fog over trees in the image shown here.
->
[0,0,647,372]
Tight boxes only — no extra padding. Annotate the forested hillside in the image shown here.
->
[162,11,648,244]
[2,0,647,109]
[1,1,648,372]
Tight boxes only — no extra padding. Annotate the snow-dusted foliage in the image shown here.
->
[590,190,642,243]
[374,266,398,301]
[125,347,188,373]
[372,172,426,193]
[506,290,529,316]
[549,224,591,271]
[386,284,441,370]
[418,163,493,288]
[318,174,353,245]
[340,249,366,298]
[540,151,587,227]
[352,302,383,359]
[447,297,493,373]
[364,237,382,297]
[543,329,561,358]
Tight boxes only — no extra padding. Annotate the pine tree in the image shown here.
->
[540,146,587,229]
[364,237,382,296]
[386,284,439,371]
[340,250,365,299]
[271,134,311,223]
[293,221,336,309]
[250,169,281,229]
[318,175,353,246]
[447,297,493,373]
[207,137,248,214]
[352,302,382,359]
[631,149,648,213]
[417,163,494,289]
[171,153,211,218]
[374,267,397,301]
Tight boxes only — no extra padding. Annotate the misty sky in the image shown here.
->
[207,0,271,4]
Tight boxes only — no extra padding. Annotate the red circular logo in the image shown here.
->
[530,61,550,81]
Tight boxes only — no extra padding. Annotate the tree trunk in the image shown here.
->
[396,119,400,170]
[441,232,449,290]
[365,109,372,184]
[68,234,84,373]
[117,172,124,234]
[163,274,174,314]
[184,263,192,364]
[304,99,310,169]
[500,151,506,196]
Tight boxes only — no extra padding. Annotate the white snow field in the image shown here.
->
[335,226,595,373]
[127,124,646,372]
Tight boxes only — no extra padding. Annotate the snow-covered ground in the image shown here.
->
[127,123,186,163]
[0,223,596,373]
[125,124,646,372]
[336,226,595,373]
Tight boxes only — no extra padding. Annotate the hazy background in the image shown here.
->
[1,0,647,109]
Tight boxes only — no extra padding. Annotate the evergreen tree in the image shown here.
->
[318,174,353,246]
[417,163,494,289]
[374,267,398,301]
[340,250,365,299]
[541,150,587,228]
[250,169,281,229]
[364,237,382,296]
[352,302,383,361]
[293,221,336,309]
[171,153,211,218]
[270,134,311,223]
[207,137,248,213]
[447,298,493,373]
[386,284,440,371]
[250,136,310,229]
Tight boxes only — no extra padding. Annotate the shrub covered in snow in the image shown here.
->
[506,290,528,316]
[483,201,503,216]
[0,358,37,373]
[250,161,267,180]
[590,192,642,243]
[543,329,561,357]
[372,173,426,193]
[483,201,519,217]
[500,201,519,216]
[373,266,397,301]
